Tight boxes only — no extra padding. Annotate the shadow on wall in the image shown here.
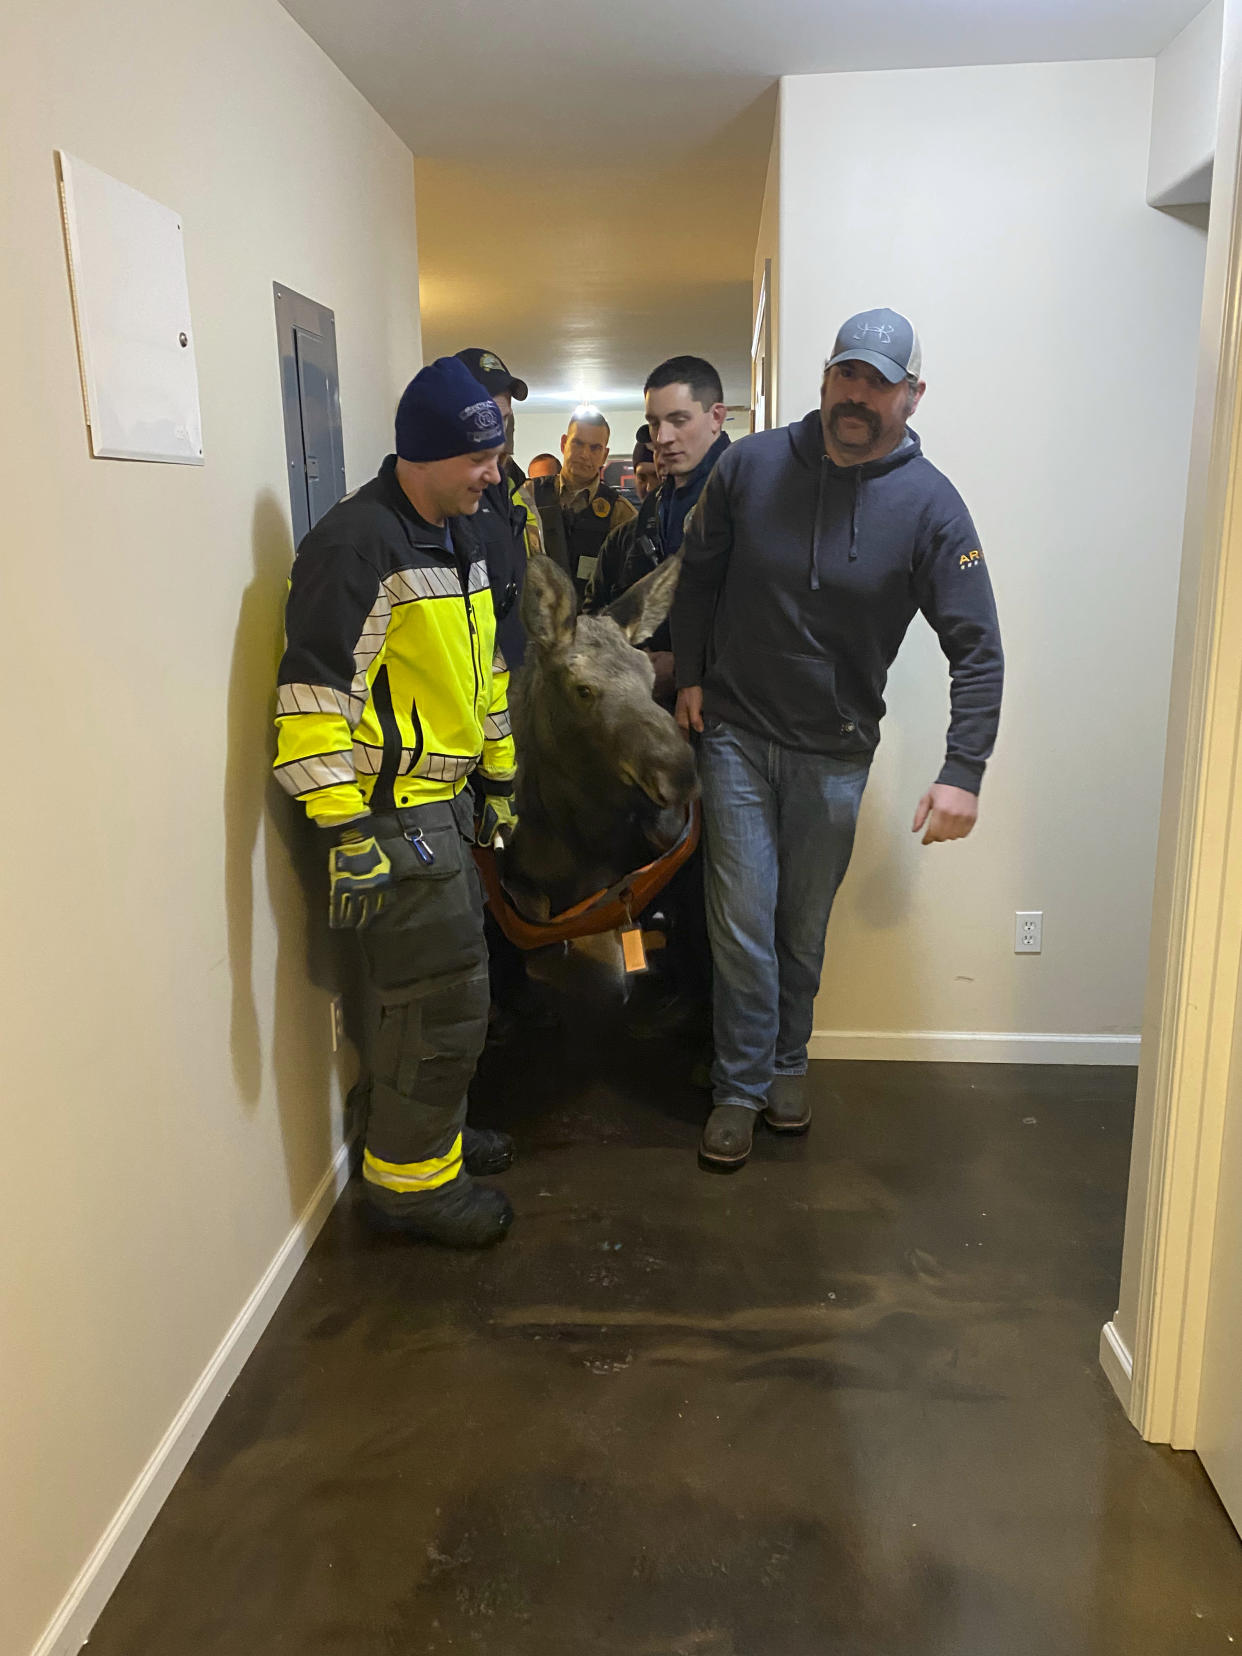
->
[224,491,359,1198]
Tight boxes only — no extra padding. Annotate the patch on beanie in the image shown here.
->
[463,399,504,445]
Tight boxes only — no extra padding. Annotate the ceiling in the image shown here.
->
[282,0,1205,405]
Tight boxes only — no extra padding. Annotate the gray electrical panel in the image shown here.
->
[274,284,347,546]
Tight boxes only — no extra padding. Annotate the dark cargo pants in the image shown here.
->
[357,792,490,1218]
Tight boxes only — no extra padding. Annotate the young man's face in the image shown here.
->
[645,382,727,481]
[820,360,924,461]
[427,447,504,517]
[560,420,610,488]
[528,454,561,479]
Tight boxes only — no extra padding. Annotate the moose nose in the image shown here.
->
[634,741,697,811]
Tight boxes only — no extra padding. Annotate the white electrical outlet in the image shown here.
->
[329,995,345,1052]
[1015,911,1043,954]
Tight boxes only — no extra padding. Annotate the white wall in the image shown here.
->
[774,60,1207,1056]
[1149,0,1223,206]
[0,2,420,1651]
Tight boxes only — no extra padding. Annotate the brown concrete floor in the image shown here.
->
[88,984,1242,1655]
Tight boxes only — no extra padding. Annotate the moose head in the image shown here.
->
[503,554,698,915]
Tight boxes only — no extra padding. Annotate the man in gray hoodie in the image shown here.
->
[671,308,1003,1170]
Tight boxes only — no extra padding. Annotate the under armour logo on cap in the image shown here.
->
[826,308,922,384]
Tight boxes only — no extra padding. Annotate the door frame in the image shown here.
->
[751,258,773,433]
[1103,0,1242,1449]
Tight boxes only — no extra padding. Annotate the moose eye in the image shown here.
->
[576,683,594,702]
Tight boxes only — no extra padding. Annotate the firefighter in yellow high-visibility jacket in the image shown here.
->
[274,357,519,1247]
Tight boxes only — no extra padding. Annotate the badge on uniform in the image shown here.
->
[593,497,610,519]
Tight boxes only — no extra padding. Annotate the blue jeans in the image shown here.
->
[698,717,870,1111]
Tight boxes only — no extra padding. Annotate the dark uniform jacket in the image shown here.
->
[531,474,631,602]
[475,475,531,669]
[586,430,732,653]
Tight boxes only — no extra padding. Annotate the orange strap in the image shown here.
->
[473,800,701,951]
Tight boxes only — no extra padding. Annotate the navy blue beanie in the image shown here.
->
[395,356,505,462]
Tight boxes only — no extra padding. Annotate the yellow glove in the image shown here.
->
[477,783,518,849]
[327,821,394,929]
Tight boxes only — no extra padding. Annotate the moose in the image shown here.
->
[499,553,698,919]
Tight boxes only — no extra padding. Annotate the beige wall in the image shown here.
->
[775,61,1208,1054]
[0,1,420,1650]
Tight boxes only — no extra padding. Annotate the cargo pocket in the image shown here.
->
[373,995,427,1102]
[373,804,464,884]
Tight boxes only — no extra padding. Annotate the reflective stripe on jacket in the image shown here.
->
[274,454,516,826]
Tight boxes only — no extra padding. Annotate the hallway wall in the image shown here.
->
[0,2,420,1651]
[773,59,1208,1056]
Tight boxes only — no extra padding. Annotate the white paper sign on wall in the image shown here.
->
[57,152,204,465]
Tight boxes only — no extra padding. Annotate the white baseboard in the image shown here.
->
[1099,1317,1135,1414]
[32,1133,357,1656]
[807,1029,1141,1065]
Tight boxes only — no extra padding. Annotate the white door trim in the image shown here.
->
[1108,2,1242,1449]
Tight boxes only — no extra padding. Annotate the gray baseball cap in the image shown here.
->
[826,308,922,384]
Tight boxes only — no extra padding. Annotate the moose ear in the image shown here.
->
[522,554,577,650]
[603,553,683,645]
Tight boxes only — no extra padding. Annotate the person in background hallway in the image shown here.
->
[632,424,660,500]
[454,347,540,673]
[454,347,557,1044]
[526,406,636,601]
[527,452,561,479]
[586,355,731,1045]
[672,308,1004,1171]
[274,357,519,1247]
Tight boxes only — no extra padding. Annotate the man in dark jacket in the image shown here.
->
[274,357,520,1244]
[586,357,731,1041]
[588,356,730,701]
[672,309,1004,1171]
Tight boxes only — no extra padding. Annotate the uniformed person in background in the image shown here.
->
[632,424,660,500]
[526,405,636,601]
[527,452,561,480]
[454,346,542,672]
[274,357,520,1248]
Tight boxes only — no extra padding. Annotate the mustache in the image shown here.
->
[829,402,881,433]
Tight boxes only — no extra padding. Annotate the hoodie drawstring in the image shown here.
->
[811,462,863,587]
[810,459,828,591]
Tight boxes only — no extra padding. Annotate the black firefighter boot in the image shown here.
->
[365,1172,514,1247]
[463,1124,517,1175]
